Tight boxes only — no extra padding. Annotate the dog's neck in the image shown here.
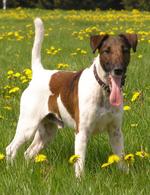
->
[92,55,108,85]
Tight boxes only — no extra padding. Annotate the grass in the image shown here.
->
[0,8,150,195]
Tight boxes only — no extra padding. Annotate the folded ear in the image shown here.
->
[119,33,138,52]
[90,34,109,53]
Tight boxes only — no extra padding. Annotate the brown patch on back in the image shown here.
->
[48,70,83,132]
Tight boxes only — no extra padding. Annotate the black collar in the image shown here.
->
[93,65,110,93]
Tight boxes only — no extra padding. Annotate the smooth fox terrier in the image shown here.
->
[6,18,138,177]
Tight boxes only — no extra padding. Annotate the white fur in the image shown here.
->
[6,18,125,178]
[57,95,76,128]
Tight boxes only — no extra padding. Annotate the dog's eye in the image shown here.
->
[102,49,110,54]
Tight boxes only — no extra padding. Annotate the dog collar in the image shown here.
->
[93,64,110,93]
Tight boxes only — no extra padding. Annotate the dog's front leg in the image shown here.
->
[74,130,89,178]
[108,127,124,157]
[108,127,127,170]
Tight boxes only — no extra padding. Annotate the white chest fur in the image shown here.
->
[78,65,123,134]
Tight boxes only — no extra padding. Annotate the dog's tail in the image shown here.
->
[32,18,44,72]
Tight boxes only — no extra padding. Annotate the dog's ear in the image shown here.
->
[90,34,109,53]
[119,33,138,52]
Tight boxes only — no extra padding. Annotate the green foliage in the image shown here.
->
[122,0,150,11]
[0,9,150,194]
[0,0,150,10]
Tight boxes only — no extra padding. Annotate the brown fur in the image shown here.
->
[99,36,131,73]
[48,70,83,132]
[90,33,138,85]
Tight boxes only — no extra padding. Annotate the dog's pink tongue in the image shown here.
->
[109,75,122,106]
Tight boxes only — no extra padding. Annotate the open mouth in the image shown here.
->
[108,75,123,107]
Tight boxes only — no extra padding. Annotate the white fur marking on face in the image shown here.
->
[57,95,76,129]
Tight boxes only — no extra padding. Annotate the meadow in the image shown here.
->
[0,8,150,194]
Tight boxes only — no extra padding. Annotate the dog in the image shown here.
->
[6,18,138,177]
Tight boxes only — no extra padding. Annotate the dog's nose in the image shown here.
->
[114,68,123,76]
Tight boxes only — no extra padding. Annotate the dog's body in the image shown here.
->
[6,18,137,177]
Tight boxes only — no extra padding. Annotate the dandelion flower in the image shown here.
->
[14,72,21,78]
[9,87,20,94]
[108,154,120,163]
[0,153,5,160]
[35,154,47,163]
[80,50,87,55]
[131,91,140,102]
[4,85,11,90]
[135,151,149,158]
[124,153,134,162]
[71,52,77,56]
[23,68,32,76]
[123,105,131,111]
[3,106,12,111]
[101,154,120,168]
[131,123,138,127]
[101,162,112,168]
[69,154,80,164]
[138,54,143,58]
[7,70,14,75]
[22,79,28,84]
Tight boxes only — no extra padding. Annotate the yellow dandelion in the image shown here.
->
[20,76,26,81]
[57,63,69,69]
[124,154,134,162]
[101,162,112,168]
[131,123,138,127]
[69,154,80,164]
[35,154,47,163]
[138,54,143,59]
[108,154,120,164]
[131,91,140,102]
[14,72,21,78]
[0,153,5,160]
[76,48,81,51]
[7,32,13,36]
[22,79,28,84]
[135,151,149,158]
[99,32,106,35]
[80,50,87,55]
[78,36,83,40]
[3,106,12,111]
[7,70,14,75]
[71,52,77,56]
[9,87,20,94]
[23,68,32,76]
[4,85,11,90]
[123,105,131,111]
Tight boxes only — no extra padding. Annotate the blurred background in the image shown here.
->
[1,0,150,11]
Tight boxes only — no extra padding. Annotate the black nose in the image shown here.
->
[114,68,123,76]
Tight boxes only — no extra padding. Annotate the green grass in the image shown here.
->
[0,8,150,194]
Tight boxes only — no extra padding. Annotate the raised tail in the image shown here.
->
[32,18,44,72]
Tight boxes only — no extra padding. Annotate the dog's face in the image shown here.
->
[90,33,138,106]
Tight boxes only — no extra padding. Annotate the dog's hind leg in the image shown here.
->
[24,118,57,160]
[6,116,40,161]
[74,130,89,178]
[6,88,49,161]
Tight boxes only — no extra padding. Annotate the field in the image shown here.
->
[0,8,150,194]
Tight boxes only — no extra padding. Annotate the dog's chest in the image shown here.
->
[93,106,118,132]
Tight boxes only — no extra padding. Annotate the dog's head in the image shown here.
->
[90,33,138,106]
